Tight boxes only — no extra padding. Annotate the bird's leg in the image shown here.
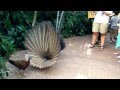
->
[23,69,27,76]
[18,68,21,74]
[16,68,20,74]
[18,69,27,76]
[17,69,24,78]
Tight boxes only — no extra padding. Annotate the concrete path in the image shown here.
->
[6,35,120,79]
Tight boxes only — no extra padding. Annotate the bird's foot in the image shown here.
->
[23,70,28,76]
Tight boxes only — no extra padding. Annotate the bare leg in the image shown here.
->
[117,52,120,58]
[113,52,120,55]
[90,32,99,48]
[100,33,107,50]
[109,32,112,42]
[91,22,99,47]
[91,32,99,45]
[109,28,112,41]
[101,33,106,46]
[95,33,100,44]
[113,30,118,42]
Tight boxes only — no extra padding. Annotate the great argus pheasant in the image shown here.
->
[24,21,65,69]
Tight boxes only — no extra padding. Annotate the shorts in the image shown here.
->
[110,26,119,31]
[92,22,109,34]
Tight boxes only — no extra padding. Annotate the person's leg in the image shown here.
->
[90,22,99,48]
[116,50,120,59]
[91,32,99,45]
[110,27,118,44]
[113,52,120,55]
[109,29,113,43]
[115,33,120,54]
[101,33,107,46]
[113,30,118,42]
[95,33,100,44]
[100,23,109,50]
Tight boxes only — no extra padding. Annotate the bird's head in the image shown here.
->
[25,53,32,61]
[28,56,32,61]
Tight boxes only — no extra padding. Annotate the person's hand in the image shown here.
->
[103,11,112,16]
[117,23,120,27]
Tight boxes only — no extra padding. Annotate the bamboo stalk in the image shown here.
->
[56,11,59,32]
[58,11,64,32]
[32,11,38,26]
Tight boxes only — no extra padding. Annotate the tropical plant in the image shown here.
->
[61,11,93,38]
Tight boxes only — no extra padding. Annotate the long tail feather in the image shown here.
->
[8,59,15,65]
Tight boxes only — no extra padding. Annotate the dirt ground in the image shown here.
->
[6,34,120,79]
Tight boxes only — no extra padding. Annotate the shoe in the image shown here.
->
[90,43,94,48]
[100,46,104,51]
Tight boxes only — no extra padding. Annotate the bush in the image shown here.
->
[0,34,15,78]
[0,34,16,58]
[61,11,93,38]
[0,56,9,79]
[0,11,32,78]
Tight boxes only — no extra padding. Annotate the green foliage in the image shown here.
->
[0,11,32,49]
[7,25,28,49]
[61,11,93,38]
[0,56,9,79]
[0,11,32,78]
[37,11,57,22]
[0,34,16,59]
[0,33,15,78]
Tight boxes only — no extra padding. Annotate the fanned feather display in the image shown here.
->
[24,21,62,69]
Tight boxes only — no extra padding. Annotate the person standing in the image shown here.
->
[113,23,120,58]
[109,11,120,44]
[90,11,113,51]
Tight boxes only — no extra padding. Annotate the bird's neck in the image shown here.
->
[28,58,31,61]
